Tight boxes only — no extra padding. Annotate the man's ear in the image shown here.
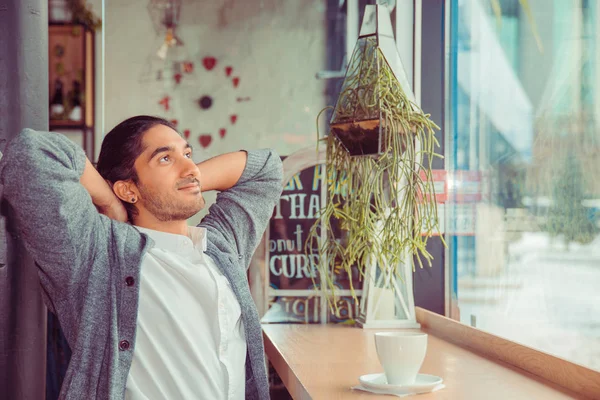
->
[113,180,139,203]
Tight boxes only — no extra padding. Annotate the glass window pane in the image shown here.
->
[448,0,600,372]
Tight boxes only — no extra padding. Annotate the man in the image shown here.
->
[0,115,283,399]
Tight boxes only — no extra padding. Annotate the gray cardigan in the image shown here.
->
[0,129,283,399]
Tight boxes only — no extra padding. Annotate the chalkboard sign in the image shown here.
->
[262,162,362,324]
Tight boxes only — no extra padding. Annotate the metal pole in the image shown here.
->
[0,0,49,399]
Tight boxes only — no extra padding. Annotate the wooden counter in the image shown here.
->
[263,322,586,399]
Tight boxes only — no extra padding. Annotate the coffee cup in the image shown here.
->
[374,332,428,385]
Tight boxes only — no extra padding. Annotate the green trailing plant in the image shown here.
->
[306,36,445,309]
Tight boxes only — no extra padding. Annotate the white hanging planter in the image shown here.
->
[355,208,420,329]
[305,3,440,327]
[356,255,420,329]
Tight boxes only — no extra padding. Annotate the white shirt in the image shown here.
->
[125,226,246,400]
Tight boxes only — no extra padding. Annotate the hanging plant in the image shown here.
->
[67,0,102,31]
[305,32,445,309]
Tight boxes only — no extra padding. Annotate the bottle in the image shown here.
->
[68,80,82,121]
[50,78,65,118]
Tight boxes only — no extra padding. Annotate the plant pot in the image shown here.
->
[331,119,385,156]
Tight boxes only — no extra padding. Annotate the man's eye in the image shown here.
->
[159,155,170,162]
[185,152,192,158]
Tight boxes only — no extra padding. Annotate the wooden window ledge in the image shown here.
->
[263,307,600,399]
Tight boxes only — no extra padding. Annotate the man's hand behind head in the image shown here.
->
[80,158,128,223]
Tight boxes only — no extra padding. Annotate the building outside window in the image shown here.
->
[447,0,600,372]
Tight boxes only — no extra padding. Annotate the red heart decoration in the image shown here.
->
[225,66,233,77]
[202,57,217,71]
[174,73,182,84]
[232,77,240,88]
[230,114,237,124]
[199,135,212,148]
[183,129,190,139]
[219,128,226,138]
[170,119,178,126]
[158,96,171,111]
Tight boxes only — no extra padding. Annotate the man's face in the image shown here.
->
[132,124,205,221]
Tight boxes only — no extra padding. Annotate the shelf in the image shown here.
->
[49,23,95,161]
[49,121,91,130]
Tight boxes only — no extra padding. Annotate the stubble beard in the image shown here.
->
[138,183,205,222]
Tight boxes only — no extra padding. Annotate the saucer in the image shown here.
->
[359,373,443,393]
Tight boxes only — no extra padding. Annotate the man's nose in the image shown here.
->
[181,156,200,178]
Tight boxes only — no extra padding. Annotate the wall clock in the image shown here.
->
[157,55,251,150]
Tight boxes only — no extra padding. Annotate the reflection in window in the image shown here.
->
[448,0,600,371]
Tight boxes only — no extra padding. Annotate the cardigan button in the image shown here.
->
[238,255,243,260]
[119,340,130,351]
[125,276,135,286]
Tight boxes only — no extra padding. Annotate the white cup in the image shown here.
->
[375,332,428,385]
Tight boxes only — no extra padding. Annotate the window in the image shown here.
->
[447,0,600,372]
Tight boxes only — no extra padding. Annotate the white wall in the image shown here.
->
[102,0,328,221]
[103,0,326,154]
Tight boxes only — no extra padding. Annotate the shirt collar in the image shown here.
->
[135,225,208,253]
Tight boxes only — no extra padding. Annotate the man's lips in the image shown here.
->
[178,183,200,190]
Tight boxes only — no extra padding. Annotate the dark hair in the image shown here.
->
[96,115,178,221]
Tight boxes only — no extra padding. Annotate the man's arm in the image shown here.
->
[196,151,248,192]
[199,149,283,269]
[80,158,127,222]
[0,129,112,290]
